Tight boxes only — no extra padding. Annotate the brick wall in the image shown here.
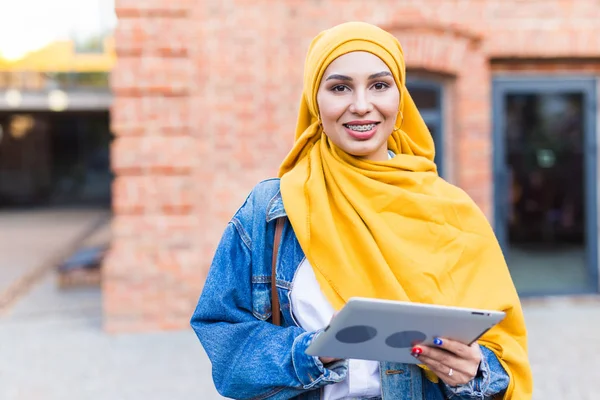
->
[105,0,199,332]
[106,0,600,332]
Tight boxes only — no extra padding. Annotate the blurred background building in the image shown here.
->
[1,0,599,334]
[0,38,114,207]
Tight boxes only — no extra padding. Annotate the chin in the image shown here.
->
[344,144,385,159]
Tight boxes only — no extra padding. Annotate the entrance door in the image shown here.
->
[493,77,598,295]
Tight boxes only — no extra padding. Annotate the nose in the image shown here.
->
[349,89,373,115]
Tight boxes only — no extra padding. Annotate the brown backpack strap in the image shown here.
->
[271,218,285,326]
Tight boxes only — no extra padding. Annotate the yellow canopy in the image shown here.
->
[0,37,115,73]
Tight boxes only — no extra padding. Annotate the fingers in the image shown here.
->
[415,352,472,386]
[432,337,481,363]
[413,346,476,385]
[411,338,481,386]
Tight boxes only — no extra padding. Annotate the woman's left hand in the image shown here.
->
[411,338,481,387]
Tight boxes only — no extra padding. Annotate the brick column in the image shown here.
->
[454,48,493,220]
[105,0,200,332]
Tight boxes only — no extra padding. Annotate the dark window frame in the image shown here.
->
[407,78,444,176]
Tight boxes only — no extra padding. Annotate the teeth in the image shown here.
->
[346,123,376,132]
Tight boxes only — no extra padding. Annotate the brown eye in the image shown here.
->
[331,85,349,93]
[373,82,390,91]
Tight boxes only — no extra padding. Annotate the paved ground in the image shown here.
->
[0,208,224,400]
[1,209,599,399]
[0,208,109,301]
[522,297,600,400]
[0,271,223,400]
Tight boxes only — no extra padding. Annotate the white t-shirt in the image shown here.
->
[290,258,382,399]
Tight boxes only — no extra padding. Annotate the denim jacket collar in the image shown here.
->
[266,189,287,222]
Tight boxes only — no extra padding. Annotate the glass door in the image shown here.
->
[493,78,598,295]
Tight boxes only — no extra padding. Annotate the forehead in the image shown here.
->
[323,51,391,76]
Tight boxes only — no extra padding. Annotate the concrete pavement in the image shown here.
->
[0,208,224,400]
[0,208,109,311]
[523,297,600,400]
[0,272,223,400]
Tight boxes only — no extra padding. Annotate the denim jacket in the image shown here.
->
[191,179,510,400]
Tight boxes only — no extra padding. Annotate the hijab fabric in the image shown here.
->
[279,21,532,399]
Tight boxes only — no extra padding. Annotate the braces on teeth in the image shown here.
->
[346,124,376,132]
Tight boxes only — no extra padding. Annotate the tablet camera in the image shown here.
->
[385,330,427,348]
[335,325,378,344]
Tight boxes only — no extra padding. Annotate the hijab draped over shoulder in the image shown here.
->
[279,21,532,399]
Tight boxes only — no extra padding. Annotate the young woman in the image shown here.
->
[191,21,532,400]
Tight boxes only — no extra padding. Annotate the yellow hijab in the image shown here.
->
[279,22,532,398]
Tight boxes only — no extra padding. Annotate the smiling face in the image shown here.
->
[316,51,400,162]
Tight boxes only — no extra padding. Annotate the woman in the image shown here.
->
[191,21,532,400]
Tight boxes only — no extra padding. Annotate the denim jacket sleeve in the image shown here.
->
[441,345,509,399]
[190,220,347,400]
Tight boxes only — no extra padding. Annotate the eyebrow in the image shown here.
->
[325,71,392,81]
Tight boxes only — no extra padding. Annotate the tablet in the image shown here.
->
[305,297,505,364]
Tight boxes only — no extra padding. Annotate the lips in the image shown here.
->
[343,122,380,140]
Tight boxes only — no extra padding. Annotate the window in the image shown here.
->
[406,79,444,176]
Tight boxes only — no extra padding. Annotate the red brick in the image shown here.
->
[115,0,192,17]
[112,215,197,249]
[111,96,191,136]
[111,57,194,96]
[103,245,202,332]
[114,17,192,57]
[112,175,194,214]
[111,136,195,174]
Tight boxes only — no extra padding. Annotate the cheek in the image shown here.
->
[317,94,347,123]
[382,93,400,120]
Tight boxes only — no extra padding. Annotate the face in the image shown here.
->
[316,51,400,162]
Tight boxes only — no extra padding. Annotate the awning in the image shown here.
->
[0,89,112,111]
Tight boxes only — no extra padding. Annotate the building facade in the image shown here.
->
[0,39,114,206]
[107,0,600,332]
